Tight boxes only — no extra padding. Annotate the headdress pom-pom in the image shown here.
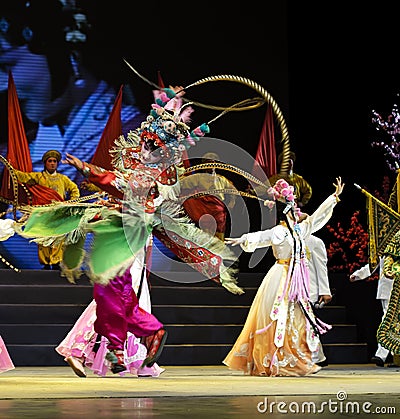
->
[191,124,210,139]
[150,109,158,119]
[163,88,176,99]
[199,123,210,134]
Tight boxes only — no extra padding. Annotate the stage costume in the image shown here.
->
[14,158,241,294]
[12,85,245,373]
[377,232,400,355]
[0,336,15,374]
[13,169,79,202]
[12,152,80,268]
[56,246,165,377]
[223,180,341,377]
[351,258,394,364]
[14,138,242,294]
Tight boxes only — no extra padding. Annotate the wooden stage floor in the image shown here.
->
[0,364,399,418]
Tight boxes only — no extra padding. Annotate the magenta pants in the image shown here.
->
[93,267,163,351]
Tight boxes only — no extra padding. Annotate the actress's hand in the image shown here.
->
[333,176,344,197]
[225,236,246,246]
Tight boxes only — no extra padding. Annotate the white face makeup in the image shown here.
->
[140,141,163,165]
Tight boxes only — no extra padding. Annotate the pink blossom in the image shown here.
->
[264,200,275,209]
[280,187,291,197]
[275,179,289,189]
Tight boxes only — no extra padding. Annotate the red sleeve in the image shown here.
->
[88,170,124,200]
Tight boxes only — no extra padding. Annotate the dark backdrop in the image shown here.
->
[121,2,400,224]
[288,3,400,219]
[287,3,399,357]
[2,1,399,264]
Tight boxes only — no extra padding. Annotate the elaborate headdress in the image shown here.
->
[137,87,210,165]
[268,178,302,219]
[110,87,210,169]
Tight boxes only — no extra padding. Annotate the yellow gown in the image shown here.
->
[223,194,338,376]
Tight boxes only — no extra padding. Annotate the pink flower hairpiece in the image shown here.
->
[267,179,302,219]
[263,200,275,209]
[267,179,295,203]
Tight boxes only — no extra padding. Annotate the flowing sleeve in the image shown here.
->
[350,263,372,281]
[240,229,274,253]
[85,165,124,200]
[310,237,331,296]
[0,219,15,241]
[301,194,338,237]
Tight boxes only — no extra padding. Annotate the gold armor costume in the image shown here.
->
[377,231,400,355]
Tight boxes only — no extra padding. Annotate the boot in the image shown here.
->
[141,328,168,368]
[105,349,127,374]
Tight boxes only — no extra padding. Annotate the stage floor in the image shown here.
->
[0,365,399,418]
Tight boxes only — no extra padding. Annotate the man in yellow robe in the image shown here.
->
[14,150,80,269]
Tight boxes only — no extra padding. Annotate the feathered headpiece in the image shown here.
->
[108,87,210,170]
[137,87,210,165]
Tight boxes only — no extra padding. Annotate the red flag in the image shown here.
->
[90,85,123,170]
[0,71,33,201]
[157,71,165,88]
[0,71,63,205]
[253,106,276,179]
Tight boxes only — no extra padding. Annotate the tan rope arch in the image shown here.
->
[123,60,291,176]
[184,74,291,175]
